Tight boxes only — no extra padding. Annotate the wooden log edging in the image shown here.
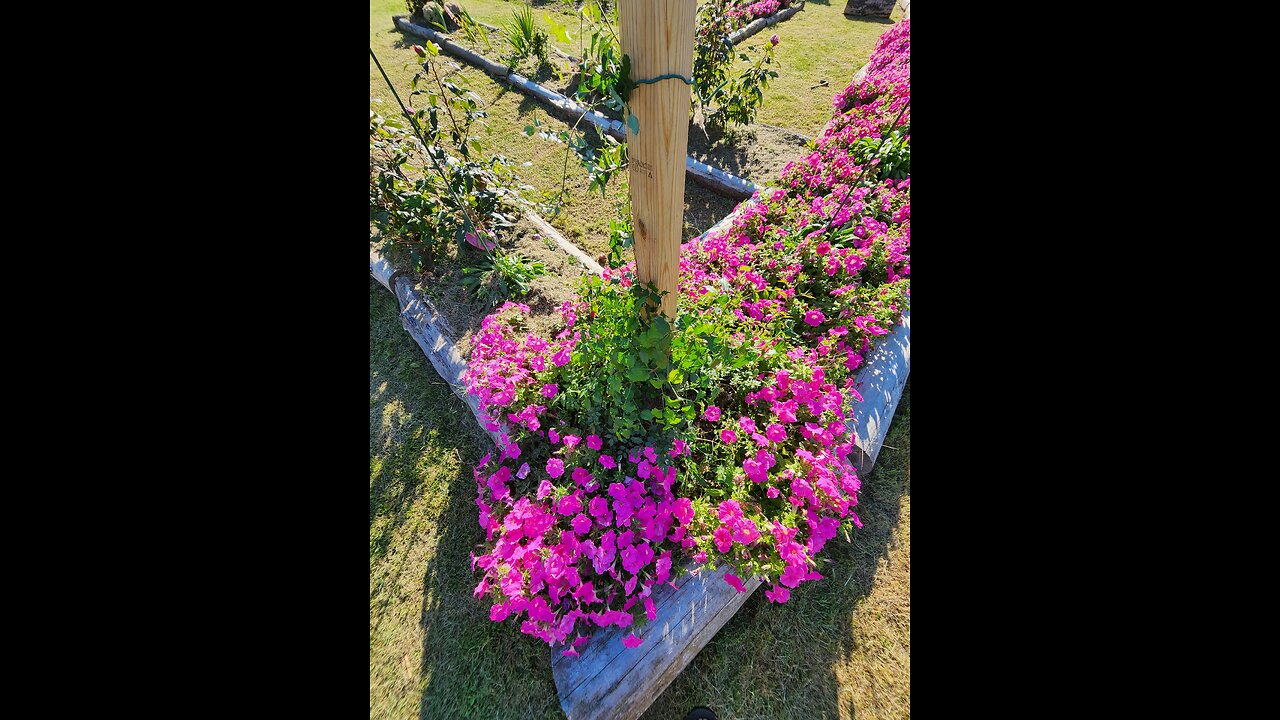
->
[524,210,605,276]
[369,245,504,446]
[552,563,762,720]
[847,309,910,474]
[727,0,806,45]
[392,15,756,200]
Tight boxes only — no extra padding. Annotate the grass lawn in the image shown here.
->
[739,0,905,137]
[370,274,911,719]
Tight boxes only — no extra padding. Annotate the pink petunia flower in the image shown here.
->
[804,309,826,326]
[720,428,738,444]
[599,454,617,470]
[622,634,644,649]
[704,406,722,422]
[587,435,603,451]
[724,573,746,593]
[546,458,565,478]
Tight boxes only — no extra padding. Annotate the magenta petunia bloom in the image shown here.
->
[713,526,733,552]
[546,458,565,478]
[764,585,790,603]
[804,309,825,326]
[669,439,687,457]
[739,417,757,433]
[571,467,592,485]
[490,603,511,622]
[587,434,603,451]
[599,454,617,469]
[724,573,746,593]
[704,406,722,422]
[563,434,581,450]
[552,348,571,366]
[720,428,738,444]
[622,634,644,649]
[516,462,531,480]
[571,513,592,535]
[540,383,559,398]
[536,478,553,500]
[766,423,787,442]
[766,486,780,499]
[557,493,582,516]
[548,429,560,444]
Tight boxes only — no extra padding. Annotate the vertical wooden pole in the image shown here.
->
[619,0,695,319]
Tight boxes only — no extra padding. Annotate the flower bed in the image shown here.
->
[464,19,910,654]
[727,0,795,29]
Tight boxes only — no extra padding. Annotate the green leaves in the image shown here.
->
[544,14,571,44]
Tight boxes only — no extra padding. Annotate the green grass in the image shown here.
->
[738,1,904,137]
[371,273,911,719]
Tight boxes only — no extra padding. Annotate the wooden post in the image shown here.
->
[619,0,696,319]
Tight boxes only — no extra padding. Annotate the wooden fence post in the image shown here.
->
[619,0,696,319]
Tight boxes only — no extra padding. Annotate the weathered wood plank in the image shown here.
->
[369,246,504,446]
[553,564,761,720]
[845,309,910,474]
[524,211,604,276]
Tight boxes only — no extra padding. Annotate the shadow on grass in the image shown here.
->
[843,15,896,25]
[369,277,564,719]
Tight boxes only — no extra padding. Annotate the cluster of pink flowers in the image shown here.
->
[726,0,789,28]
[461,19,910,655]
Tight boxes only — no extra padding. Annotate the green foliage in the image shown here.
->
[461,251,548,307]
[503,3,550,64]
[606,189,633,268]
[369,47,524,272]
[853,126,911,181]
[455,4,492,52]
[542,276,762,451]
[692,0,781,130]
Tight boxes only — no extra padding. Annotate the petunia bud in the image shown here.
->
[770,34,779,47]
[412,44,426,57]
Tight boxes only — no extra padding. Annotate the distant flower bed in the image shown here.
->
[464,19,910,654]
[726,0,792,29]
